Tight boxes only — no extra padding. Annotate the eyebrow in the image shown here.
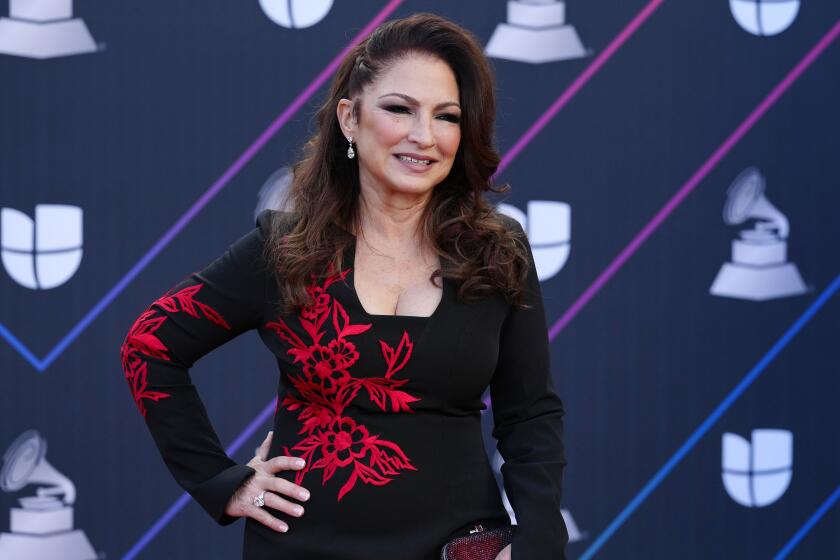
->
[378,92,461,110]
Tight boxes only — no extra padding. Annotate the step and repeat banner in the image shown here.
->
[1,1,838,558]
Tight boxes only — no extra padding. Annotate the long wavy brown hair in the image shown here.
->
[265,12,531,313]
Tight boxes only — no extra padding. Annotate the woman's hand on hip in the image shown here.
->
[224,431,311,533]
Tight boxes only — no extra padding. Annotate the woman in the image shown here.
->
[121,12,568,560]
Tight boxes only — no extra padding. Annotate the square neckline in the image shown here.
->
[344,236,448,320]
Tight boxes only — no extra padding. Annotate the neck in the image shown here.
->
[355,183,431,254]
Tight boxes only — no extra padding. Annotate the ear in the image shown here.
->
[336,98,357,139]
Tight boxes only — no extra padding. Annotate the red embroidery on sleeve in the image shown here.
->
[266,268,420,501]
[121,283,231,417]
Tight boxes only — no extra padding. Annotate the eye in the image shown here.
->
[384,104,411,114]
[438,113,461,124]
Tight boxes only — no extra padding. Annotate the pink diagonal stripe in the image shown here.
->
[0,0,405,374]
[204,0,404,206]
[549,17,840,340]
[496,0,664,176]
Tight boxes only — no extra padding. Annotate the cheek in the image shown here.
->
[370,116,409,147]
[438,128,461,159]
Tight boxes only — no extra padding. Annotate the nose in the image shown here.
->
[406,112,435,148]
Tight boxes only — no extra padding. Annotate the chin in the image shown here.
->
[379,174,440,195]
[370,163,452,195]
[387,182,437,196]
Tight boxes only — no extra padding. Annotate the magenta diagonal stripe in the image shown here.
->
[214,0,401,199]
[548,17,840,341]
[495,0,663,177]
[0,0,404,373]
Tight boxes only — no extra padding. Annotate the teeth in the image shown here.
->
[398,155,431,165]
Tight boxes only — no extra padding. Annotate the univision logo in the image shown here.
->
[721,429,793,507]
[497,200,571,282]
[1,205,83,290]
[730,0,800,36]
[259,0,334,29]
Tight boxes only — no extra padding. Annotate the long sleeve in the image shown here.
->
[489,217,568,559]
[120,210,276,525]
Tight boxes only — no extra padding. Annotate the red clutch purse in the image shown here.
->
[440,523,514,560]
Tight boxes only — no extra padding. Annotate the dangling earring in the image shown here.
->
[346,136,355,159]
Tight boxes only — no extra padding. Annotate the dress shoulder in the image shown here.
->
[494,211,524,235]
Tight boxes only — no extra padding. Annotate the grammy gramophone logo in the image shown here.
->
[0,430,97,560]
[709,167,807,301]
[485,0,589,64]
[0,0,98,59]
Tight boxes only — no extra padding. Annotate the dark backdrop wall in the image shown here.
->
[1,1,838,558]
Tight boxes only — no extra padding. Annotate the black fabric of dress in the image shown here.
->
[121,210,568,559]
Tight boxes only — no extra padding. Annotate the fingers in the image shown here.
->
[255,431,273,460]
[248,505,289,533]
[268,476,311,502]
[264,455,307,474]
[263,491,305,518]
[232,450,310,534]
[246,485,305,534]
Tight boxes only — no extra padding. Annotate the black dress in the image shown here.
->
[121,210,568,559]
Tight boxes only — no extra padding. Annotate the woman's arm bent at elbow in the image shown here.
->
[120,210,296,526]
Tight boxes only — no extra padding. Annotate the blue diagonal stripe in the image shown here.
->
[580,272,840,559]
[0,0,405,373]
[0,322,43,369]
[121,399,276,560]
[774,484,840,559]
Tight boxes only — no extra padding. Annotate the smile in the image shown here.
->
[395,154,433,165]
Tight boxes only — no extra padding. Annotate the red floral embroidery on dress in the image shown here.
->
[266,268,421,501]
[121,283,231,417]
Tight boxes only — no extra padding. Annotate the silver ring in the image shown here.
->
[253,491,265,508]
